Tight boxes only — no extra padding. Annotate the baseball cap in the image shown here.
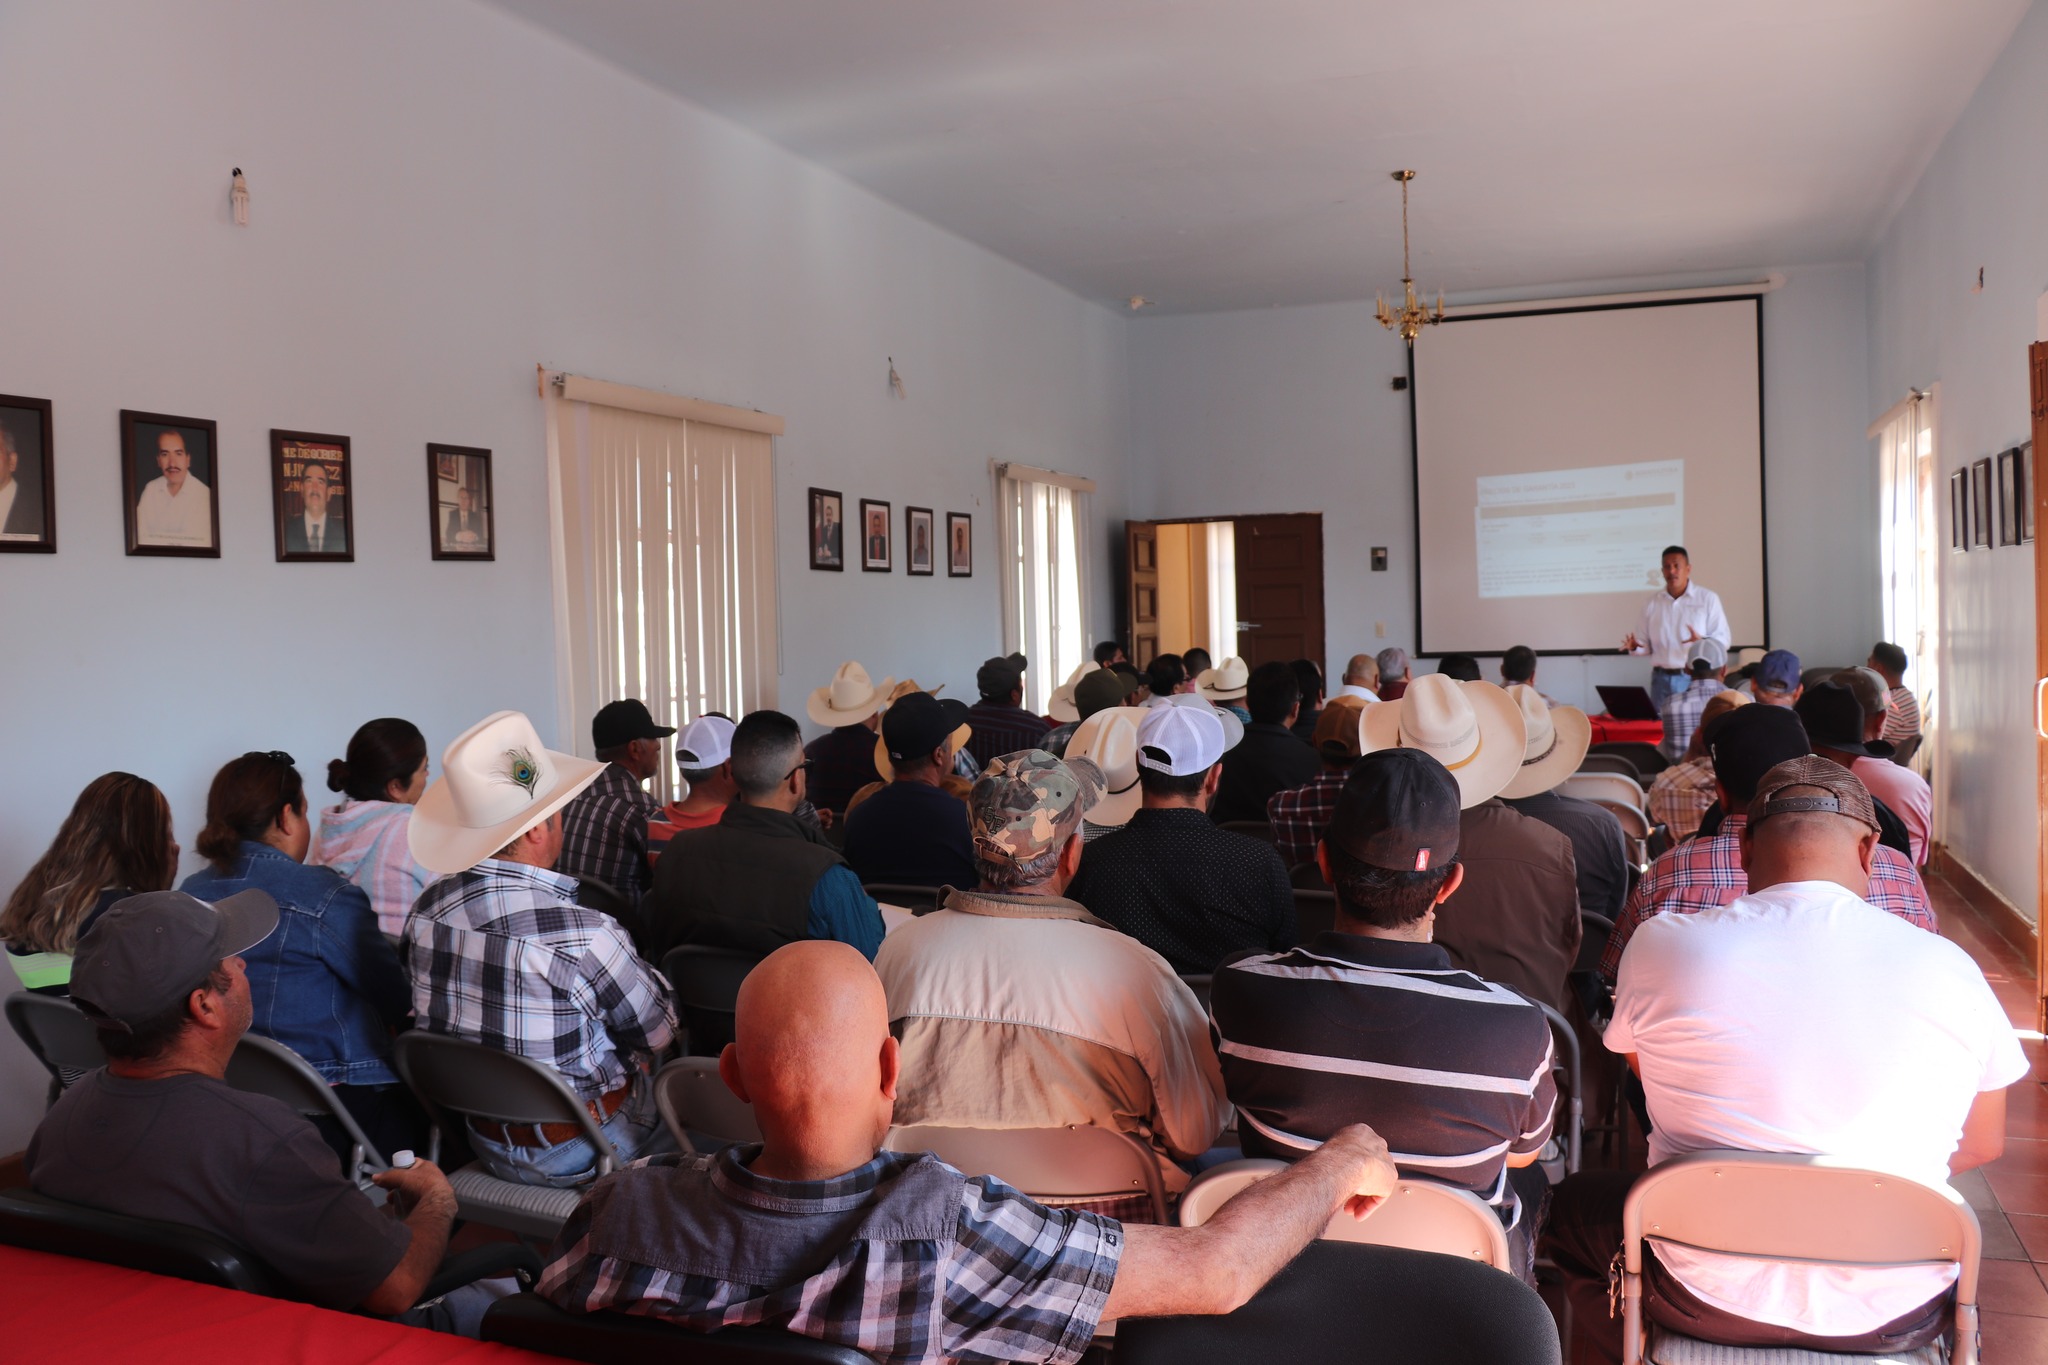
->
[1325,749,1462,873]
[1753,649,1802,695]
[1795,680,1894,758]
[675,715,736,770]
[882,690,972,761]
[71,890,279,1032]
[968,749,1105,867]
[1312,695,1367,762]
[1136,698,1239,776]
[1832,667,1890,718]
[976,653,1028,698]
[1685,637,1728,674]
[1702,703,1811,802]
[1747,755,1881,834]
[592,698,676,749]
[1075,666,1144,719]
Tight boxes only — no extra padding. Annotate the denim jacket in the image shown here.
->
[182,842,412,1086]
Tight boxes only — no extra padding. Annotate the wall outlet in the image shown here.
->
[1370,546,1388,571]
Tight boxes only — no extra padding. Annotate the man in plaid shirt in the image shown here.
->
[1657,638,1727,761]
[541,940,1404,1365]
[1266,696,1365,868]
[1600,705,1936,987]
[556,699,674,900]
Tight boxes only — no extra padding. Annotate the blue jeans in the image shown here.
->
[1648,667,1685,713]
[466,1077,675,1187]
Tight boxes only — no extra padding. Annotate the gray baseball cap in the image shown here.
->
[70,890,279,1032]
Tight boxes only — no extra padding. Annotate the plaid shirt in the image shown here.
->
[1644,757,1717,841]
[403,859,676,1099]
[1268,770,1347,869]
[1657,676,1721,761]
[1598,813,1937,986]
[541,1147,1121,1365]
[556,763,661,899]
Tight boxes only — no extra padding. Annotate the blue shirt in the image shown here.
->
[810,866,886,960]
[842,780,977,891]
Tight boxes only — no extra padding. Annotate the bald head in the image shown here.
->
[1343,654,1379,689]
[1738,784,1878,899]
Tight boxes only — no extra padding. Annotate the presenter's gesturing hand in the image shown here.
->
[1621,632,1642,654]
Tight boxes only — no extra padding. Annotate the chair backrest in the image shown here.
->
[6,992,108,1082]
[482,1292,873,1364]
[391,1031,620,1174]
[1576,753,1645,781]
[1535,1002,1582,1176]
[0,1188,279,1297]
[861,883,945,913]
[660,944,765,1057]
[1590,741,1670,778]
[1558,772,1648,814]
[653,1056,762,1154]
[1219,820,1280,847]
[885,1124,1169,1224]
[1892,733,1924,768]
[1292,888,1336,943]
[1178,1159,1511,1271]
[224,1032,386,1182]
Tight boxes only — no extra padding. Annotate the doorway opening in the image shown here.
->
[1125,514,1325,673]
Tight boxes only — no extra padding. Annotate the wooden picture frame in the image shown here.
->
[859,498,892,572]
[1950,470,1968,551]
[0,393,55,553]
[946,512,973,577]
[271,429,354,562]
[1996,444,2032,546]
[429,443,494,561]
[1971,456,1993,548]
[809,487,844,571]
[121,409,221,557]
[2022,442,2036,544]
[906,505,934,576]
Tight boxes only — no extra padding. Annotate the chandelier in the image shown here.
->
[1375,169,1446,344]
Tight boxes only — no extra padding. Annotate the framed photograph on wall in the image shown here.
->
[946,511,972,577]
[809,487,844,571]
[1949,470,1968,551]
[0,393,55,553]
[121,409,220,557]
[271,429,353,562]
[859,498,892,572]
[1971,456,1993,548]
[429,443,494,561]
[905,506,934,576]
[1996,446,2022,546]
[2023,442,2036,544]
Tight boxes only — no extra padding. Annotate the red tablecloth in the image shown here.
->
[0,1244,558,1364]
[1586,716,1664,746]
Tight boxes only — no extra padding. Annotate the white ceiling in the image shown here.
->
[490,0,2031,314]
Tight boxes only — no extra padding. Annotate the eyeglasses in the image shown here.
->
[782,759,813,783]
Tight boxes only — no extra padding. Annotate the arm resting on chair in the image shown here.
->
[1951,1088,2006,1175]
[419,1243,544,1304]
[359,1161,459,1317]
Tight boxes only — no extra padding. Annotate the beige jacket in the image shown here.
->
[874,887,1231,1191]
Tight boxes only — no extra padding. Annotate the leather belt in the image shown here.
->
[470,1082,629,1148]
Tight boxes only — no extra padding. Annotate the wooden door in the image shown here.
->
[2031,341,2047,1033]
[1125,520,1161,668]
[1233,514,1326,670]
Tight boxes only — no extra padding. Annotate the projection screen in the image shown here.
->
[1410,296,1766,656]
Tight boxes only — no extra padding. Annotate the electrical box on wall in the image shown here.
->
[1371,547,1388,571]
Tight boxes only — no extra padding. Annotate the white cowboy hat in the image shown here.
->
[1065,706,1146,828]
[1358,675,1526,810]
[1498,686,1593,800]
[806,661,895,728]
[408,710,606,874]
[1195,656,1250,702]
[1047,661,1102,724]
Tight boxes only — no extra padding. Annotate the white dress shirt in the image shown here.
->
[135,476,212,546]
[1633,583,1730,669]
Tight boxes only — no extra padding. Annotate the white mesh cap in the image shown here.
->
[1136,700,1235,776]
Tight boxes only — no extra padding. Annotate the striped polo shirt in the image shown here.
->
[1211,933,1557,1229]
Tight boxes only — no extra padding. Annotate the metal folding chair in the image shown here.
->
[224,1032,388,1188]
[660,944,764,1057]
[1179,1159,1511,1271]
[652,1055,762,1154]
[6,991,107,1107]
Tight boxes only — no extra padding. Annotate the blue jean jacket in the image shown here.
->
[183,842,412,1086]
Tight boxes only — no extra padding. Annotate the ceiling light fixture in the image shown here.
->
[1375,170,1445,345]
[1127,295,1152,311]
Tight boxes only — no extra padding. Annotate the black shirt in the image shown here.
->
[1503,790,1629,922]
[1067,807,1296,973]
[842,780,977,890]
[1212,723,1323,826]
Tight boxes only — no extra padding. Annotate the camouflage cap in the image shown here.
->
[969,748,1106,866]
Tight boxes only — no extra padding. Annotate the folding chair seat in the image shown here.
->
[1179,1159,1511,1271]
[661,945,765,1057]
[654,1055,762,1154]
[884,1123,1169,1224]
[481,1292,871,1363]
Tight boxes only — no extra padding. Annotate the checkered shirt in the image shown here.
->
[1657,676,1722,761]
[403,859,676,1099]
[540,1147,1121,1365]
[556,763,661,899]
[1267,770,1347,869]
[1598,813,1938,986]
[1644,757,1718,841]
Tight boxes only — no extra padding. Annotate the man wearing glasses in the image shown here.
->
[643,710,886,967]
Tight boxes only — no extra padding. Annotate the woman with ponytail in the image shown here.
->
[309,718,433,936]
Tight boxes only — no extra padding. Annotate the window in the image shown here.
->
[995,462,1096,715]
[547,377,780,801]
[1874,385,1937,739]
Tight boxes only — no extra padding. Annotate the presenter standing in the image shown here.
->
[1620,545,1729,712]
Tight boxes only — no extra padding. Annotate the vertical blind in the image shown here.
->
[996,464,1094,716]
[1875,387,1936,765]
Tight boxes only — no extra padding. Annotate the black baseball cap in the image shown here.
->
[71,890,279,1032]
[1794,681,1895,759]
[883,691,971,761]
[1325,748,1462,873]
[1075,667,1143,718]
[1703,704,1811,802]
[976,653,1028,697]
[592,698,676,749]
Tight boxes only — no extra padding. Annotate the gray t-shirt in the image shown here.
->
[27,1070,410,1310]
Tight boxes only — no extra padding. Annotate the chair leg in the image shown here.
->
[1952,1300,1979,1365]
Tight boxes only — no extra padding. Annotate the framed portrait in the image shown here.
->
[429,443,494,561]
[906,506,935,576]
[809,487,844,571]
[270,429,353,562]
[1996,443,2033,546]
[0,393,55,553]
[860,498,892,572]
[1971,456,1993,548]
[946,512,972,577]
[2023,442,2036,544]
[121,409,220,557]
[1949,470,1967,552]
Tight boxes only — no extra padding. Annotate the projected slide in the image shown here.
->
[1475,460,1683,599]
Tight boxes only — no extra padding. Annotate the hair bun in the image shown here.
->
[326,758,351,793]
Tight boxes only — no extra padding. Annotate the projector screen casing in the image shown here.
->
[1408,295,1766,657]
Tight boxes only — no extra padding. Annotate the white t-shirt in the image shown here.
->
[1609,879,2027,1337]
[1854,755,1932,866]
[1334,683,1380,703]
[1633,583,1730,670]
[135,475,212,546]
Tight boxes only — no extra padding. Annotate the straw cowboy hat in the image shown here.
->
[1498,685,1593,800]
[1047,661,1102,724]
[1195,656,1250,703]
[408,710,606,874]
[807,661,895,728]
[1064,705,1147,828]
[1359,674,1526,810]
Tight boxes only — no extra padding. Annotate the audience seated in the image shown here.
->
[1363,675,1580,1012]
[1826,667,1932,865]
[556,698,673,899]
[30,890,470,1326]
[1599,705,1936,987]
[1794,680,1918,861]
[1064,704,1146,843]
[1212,661,1321,824]
[803,661,892,817]
[1375,646,1412,701]
[541,939,1398,1362]
[311,719,433,937]
[404,710,676,1187]
[1643,690,1747,840]
[1869,639,1921,744]
[1196,655,1253,723]
[645,714,738,868]
[1499,687,1628,923]
[1334,652,1380,703]
[1657,639,1727,760]
[1145,651,1191,701]
[3,773,176,995]
[1747,647,1802,707]
[963,653,1051,768]
[843,691,978,891]
[183,751,418,1162]
[1094,639,1128,667]
[844,682,976,815]
[1548,757,2024,1359]
[1498,644,1559,706]
[1290,657,1326,741]
[1068,699,1295,973]
[1182,646,1215,680]
[1042,665,1143,758]
[1435,653,1482,682]
[1267,695,1365,868]
[1213,749,1557,1279]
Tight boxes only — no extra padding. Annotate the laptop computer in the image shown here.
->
[1595,685,1661,721]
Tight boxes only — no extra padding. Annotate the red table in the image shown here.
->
[1586,715,1664,747]
[0,1244,559,1364]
